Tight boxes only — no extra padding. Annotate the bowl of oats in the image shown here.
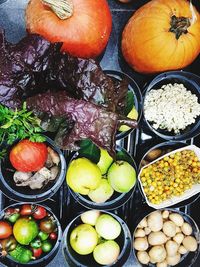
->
[143,71,200,140]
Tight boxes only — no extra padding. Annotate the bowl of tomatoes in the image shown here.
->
[0,203,62,266]
[0,136,66,202]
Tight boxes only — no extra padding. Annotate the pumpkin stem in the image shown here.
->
[169,15,191,40]
[42,0,73,20]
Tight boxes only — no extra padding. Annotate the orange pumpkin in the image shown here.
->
[26,0,112,59]
[122,0,200,74]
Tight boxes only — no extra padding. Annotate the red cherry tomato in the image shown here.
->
[49,232,57,240]
[33,207,47,220]
[0,221,12,239]
[20,204,32,216]
[33,247,43,258]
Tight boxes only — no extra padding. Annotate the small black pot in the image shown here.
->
[0,202,62,267]
[132,209,200,267]
[138,141,200,208]
[62,211,132,267]
[67,146,137,210]
[0,136,66,203]
[143,71,200,140]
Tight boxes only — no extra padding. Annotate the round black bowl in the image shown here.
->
[67,146,137,210]
[0,136,66,202]
[132,209,200,267]
[105,70,143,140]
[0,202,62,267]
[138,141,200,209]
[62,211,132,267]
[143,71,200,140]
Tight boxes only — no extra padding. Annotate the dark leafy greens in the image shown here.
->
[27,91,137,156]
[0,29,60,108]
[0,30,138,155]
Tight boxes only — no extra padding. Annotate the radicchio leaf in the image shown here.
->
[0,29,60,108]
[45,54,128,112]
[27,90,137,156]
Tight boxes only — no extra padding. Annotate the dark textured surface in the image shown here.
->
[0,1,200,267]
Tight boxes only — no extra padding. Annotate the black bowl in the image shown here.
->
[62,211,132,267]
[138,141,200,209]
[105,70,143,140]
[0,136,66,202]
[67,146,138,210]
[132,209,200,267]
[0,202,62,267]
[143,71,200,140]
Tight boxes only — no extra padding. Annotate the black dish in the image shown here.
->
[0,202,62,267]
[62,211,132,267]
[67,145,138,210]
[143,71,200,141]
[0,137,66,203]
[132,209,200,267]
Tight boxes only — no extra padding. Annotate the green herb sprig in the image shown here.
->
[0,103,46,157]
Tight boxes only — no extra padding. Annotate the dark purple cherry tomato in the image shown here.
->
[40,218,56,234]
[49,232,57,240]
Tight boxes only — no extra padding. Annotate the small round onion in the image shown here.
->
[181,222,193,236]
[182,236,198,252]
[169,213,184,227]
[137,251,150,265]
[134,237,149,251]
[163,221,176,237]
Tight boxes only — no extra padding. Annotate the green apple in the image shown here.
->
[119,106,138,132]
[66,158,101,195]
[108,160,136,193]
[95,214,121,240]
[93,240,120,265]
[81,210,100,226]
[97,149,113,175]
[70,224,98,255]
[88,179,114,203]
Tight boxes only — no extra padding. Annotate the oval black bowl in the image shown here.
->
[0,136,66,202]
[132,209,200,267]
[143,71,200,141]
[67,146,137,210]
[62,211,132,267]
[0,202,62,267]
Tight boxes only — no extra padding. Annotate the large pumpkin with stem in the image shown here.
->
[26,0,112,59]
[122,0,200,74]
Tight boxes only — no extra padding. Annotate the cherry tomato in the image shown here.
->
[49,232,57,240]
[0,221,12,239]
[33,247,43,258]
[42,241,52,253]
[30,238,42,249]
[20,205,32,216]
[40,218,56,234]
[33,207,47,220]
[38,231,49,241]
[8,213,20,224]
[5,208,20,223]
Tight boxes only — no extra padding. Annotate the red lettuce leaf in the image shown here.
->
[27,90,137,156]
[0,29,61,108]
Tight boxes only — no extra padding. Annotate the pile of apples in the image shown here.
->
[69,210,122,265]
[66,148,136,203]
